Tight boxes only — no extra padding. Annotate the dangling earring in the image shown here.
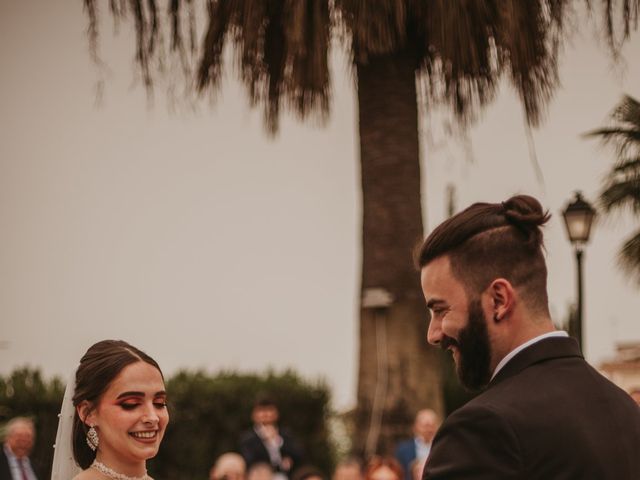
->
[86,425,99,451]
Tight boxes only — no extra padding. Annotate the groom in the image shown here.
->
[416,195,640,479]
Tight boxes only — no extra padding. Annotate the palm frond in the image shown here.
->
[335,0,567,126]
[169,0,197,56]
[613,94,640,124]
[83,0,639,134]
[617,230,640,284]
[591,95,640,283]
[199,0,332,134]
[592,96,640,213]
[587,127,640,143]
[598,0,640,54]
[587,95,640,158]
[503,1,565,126]
[196,0,231,95]
[85,0,197,90]
[129,0,153,88]
[86,0,332,135]
[333,0,409,62]
[423,0,500,122]
[610,156,640,174]
[600,176,640,213]
[84,0,100,65]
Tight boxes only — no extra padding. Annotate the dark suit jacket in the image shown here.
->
[423,337,640,479]
[239,427,303,476]
[0,449,11,480]
[395,438,417,480]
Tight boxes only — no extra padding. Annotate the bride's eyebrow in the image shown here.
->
[116,390,167,399]
[116,391,145,399]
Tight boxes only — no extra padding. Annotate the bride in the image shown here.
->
[52,340,169,480]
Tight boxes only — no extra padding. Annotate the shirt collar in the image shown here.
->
[3,444,16,461]
[491,330,569,380]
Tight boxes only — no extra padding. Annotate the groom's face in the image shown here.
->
[421,255,493,390]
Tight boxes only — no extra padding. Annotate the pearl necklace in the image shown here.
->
[90,460,152,480]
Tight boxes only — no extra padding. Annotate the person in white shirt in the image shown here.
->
[394,409,440,480]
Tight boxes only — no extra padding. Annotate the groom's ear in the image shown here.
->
[77,401,96,425]
[487,278,515,323]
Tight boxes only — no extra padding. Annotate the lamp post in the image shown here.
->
[561,192,596,351]
[361,287,393,457]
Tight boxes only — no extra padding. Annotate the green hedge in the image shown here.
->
[0,368,64,480]
[0,368,335,480]
[153,369,335,479]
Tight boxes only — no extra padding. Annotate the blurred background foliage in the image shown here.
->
[154,370,336,479]
[0,368,64,479]
[0,368,336,480]
[0,366,468,479]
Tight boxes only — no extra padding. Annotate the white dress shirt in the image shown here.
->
[4,445,37,480]
[414,436,431,460]
[491,330,569,380]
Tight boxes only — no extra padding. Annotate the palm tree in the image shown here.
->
[83,0,639,454]
[588,95,640,282]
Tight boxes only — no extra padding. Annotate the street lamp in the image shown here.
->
[561,191,596,351]
[361,287,393,457]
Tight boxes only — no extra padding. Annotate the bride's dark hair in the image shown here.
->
[71,340,163,469]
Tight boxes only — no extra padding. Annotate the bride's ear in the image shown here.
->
[76,401,96,425]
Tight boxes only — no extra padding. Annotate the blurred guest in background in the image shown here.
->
[409,458,426,480]
[247,462,275,480]
[0,417,38,480]
[394,409,440,480]
[239,396,303,480]
[629,387,640,406]
[292,465,325,480]
[210,452,246,480]
[363,456,402,480]
[332,457,363,480]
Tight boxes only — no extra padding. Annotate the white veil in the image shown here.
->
[51,373,81,480]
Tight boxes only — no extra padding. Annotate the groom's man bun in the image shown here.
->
[417,194,551,315]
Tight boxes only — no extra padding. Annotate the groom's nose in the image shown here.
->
[427,316,442,346]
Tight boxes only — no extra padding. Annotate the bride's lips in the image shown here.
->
[129,430,159,442]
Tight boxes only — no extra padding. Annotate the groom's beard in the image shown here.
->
[441,298,492,391]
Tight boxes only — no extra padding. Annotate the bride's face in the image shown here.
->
[87,361,169,467]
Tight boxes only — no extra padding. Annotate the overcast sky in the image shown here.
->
[1,1,639,410]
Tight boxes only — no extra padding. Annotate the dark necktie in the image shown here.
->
[18,459,29,480]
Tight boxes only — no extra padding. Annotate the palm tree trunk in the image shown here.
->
[354,51,443,456]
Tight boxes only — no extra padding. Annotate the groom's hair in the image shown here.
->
[71,339,163,469]
[416,194,551,316]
